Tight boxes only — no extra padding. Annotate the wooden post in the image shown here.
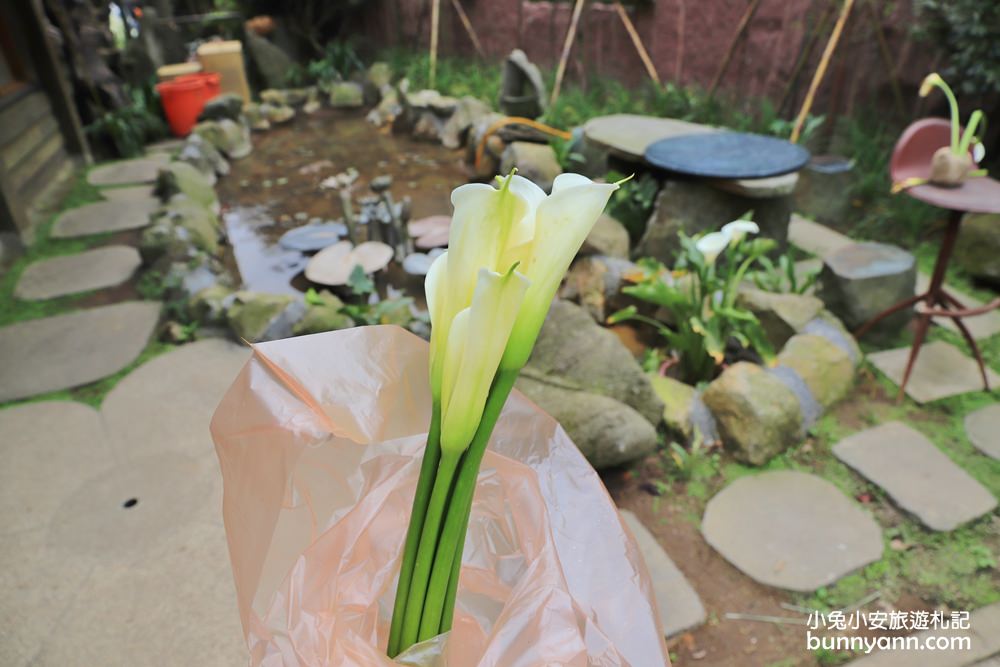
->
[708,0,761,97]
[615,2,659,85]
[550,0,586,107]
[777,1,834,115]
[450,0,485,59]
[790,0,855,144]
[429,0,441,89]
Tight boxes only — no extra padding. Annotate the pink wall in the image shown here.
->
[355,0,935,123]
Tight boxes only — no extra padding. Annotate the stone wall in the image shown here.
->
[352,0,935,122]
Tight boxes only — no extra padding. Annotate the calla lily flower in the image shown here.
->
[973,141,985,164]
[721,219,760,244]
[695,231,730,265]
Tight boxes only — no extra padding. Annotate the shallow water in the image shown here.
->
[216,110,467,294]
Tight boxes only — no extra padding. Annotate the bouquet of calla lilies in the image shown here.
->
[387,172,619,657]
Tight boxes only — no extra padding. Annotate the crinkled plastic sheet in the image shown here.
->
[210,326,670,667]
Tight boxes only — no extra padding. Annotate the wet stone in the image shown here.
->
[619,510,705,637]
[0,301,161,402]
[833,421,997,531]
[965,404,1000,460]
[279,222,348,252]
[50,199,159,239]
[14,246,141,300]
[701,470,883,592]
[87,157,169,186]
[868,341,1000,404]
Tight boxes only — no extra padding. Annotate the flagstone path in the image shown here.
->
[867,341,1000,404]
[619,510,706,637]
[49,198,159,239]
[0,302,162,403]
[86,154,170,186]
[833,421,997,531]
[13,245,141,300]
[701,470,884,592]
[965,404,1000,460]
[0,340,251,667]
[98,184,156,201]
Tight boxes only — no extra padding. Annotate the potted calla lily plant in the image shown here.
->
[388,171,621,656]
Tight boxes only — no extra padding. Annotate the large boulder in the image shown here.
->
[292,291,353,335]
[498,49,547,119]
[516,370,656,469]
[153,162,220,214]
[954,212,1000,286]
[499,142,562,192]
[736,286,824,350]
[581,213,630,259]
[777,334,854,408]
[260,87,314,106]
[526,299,664,425]
[328,81,364,108]
[177,133,229,184]
[142,198,221,259]
[245,32,296,90]
[559,254,640,322]
[635,180,790,264]
[703,362,803,465]
[198,93,244,122]
[226,291,306,343]
[818,241,915,338]
[194,118,251,159]
[441,96,492,149]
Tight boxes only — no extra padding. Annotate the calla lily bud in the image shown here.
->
[439,265,529,454]
[695,231,730,265]
[919,73,944,98]
[499,174,619,371]
[721,220,759,244]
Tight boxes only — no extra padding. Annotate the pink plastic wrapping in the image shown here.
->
[210,326,670,667]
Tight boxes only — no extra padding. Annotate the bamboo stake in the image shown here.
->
[708,0,762,97]
[429,0,441,89]
[790,0,855,143]
[614,2,659,85]
[450,0,485,59]
[550,0,586,107]
[866,0,905,118]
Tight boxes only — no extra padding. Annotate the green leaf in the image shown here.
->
[347,265,374,295]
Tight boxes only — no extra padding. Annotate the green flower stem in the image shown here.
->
[417,368,520,640]
[399,445,463,650]
[387,403,442,657]
[959,110,983,155]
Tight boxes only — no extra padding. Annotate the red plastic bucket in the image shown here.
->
[156,72,221,137]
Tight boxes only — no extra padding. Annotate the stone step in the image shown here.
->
[965,404,1000,460]
[0,301,161,402]
[867,341,1000,404]
[788,214,853,257]
[619,510,706,637]
[86,154,171,187]
[846,603,1000,667]
[14,245,141,301]
[701,470,883,592]
[833,421,997,531]
[50,198,159,239]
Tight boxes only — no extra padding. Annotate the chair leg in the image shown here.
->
[854,292,924,339]
[938,293,991,391]
[897,314,932,402]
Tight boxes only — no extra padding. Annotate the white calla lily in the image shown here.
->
[439,266,529,454]
[721,219,759,244]
[695,231,730,265]
[500,173,619,370]
[973,141,985,164]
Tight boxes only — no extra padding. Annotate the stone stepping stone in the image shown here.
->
[14,245,141,300]
[846,602,1000,667]
[788,214,853,258]
[144,138,185,155]
[101,339,250,461]
[278,222,348,252]
[0,301,161,402]
[50,198,159,239]
[701,470,882,592]
[619,510,706,637]
[712,172,799,198]
[868,341,1000,404]
[834,421,996,531]
[87,156,169,186]
[966,404,1000,460]
[914,273,1000,340]
[583,113,717,162]
[99,184,156,201]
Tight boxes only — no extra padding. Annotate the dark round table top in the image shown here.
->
[644,131,811,179]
